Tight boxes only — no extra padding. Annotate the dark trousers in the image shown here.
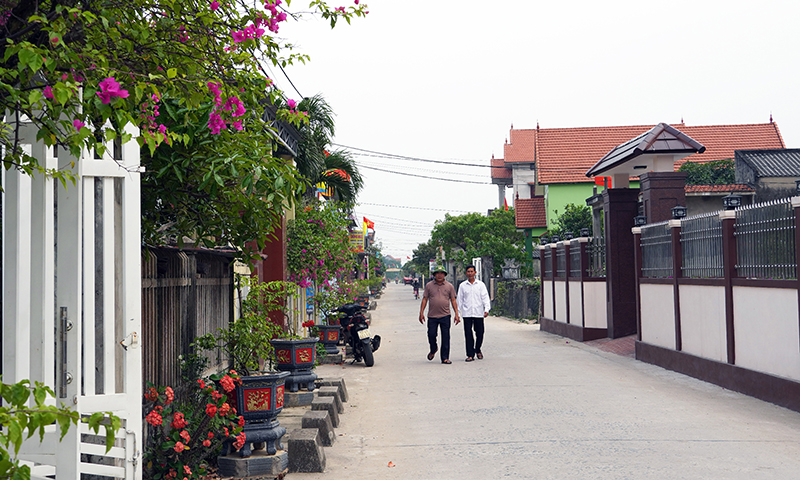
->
[427,315,451,360]
[463,317,485,358]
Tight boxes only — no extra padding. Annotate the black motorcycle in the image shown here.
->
[336,303,381,367]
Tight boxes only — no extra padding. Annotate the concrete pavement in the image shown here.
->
[294,282,800,479]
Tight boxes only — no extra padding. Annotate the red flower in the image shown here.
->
[202,439,211,447]
[205,404,217,417]
[154,405,164,413]
[183,465,191,475]
[197,379,206,389]
[145,387,158,402]
[164,386,174,406]
[211,390,223,401]
[219,403,231,416]
[208,432,214,439]
[145,410,162,426]
[233,432,246,451]
[174,441,186,453]
[220,375,235,392]
[224,427,229,436]
[180,430,190,443]
[171,412,187,429]
[238,416,245,427]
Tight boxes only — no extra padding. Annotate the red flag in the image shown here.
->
[504,198,509,211]
[406,256,410,259]
[594,176,612,188]
[363,217,375,230]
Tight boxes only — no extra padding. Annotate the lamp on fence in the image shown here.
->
[580,228,591,237]
[551,235,561,243]
[722,194,742,210]
[634,215,647,227]
[671,205,687,219]
[795,179,800,196]
[564,231,574,240]
[539,236,549,245]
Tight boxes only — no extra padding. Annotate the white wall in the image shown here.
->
[640,284,676,349]
[542,281,553,319]
[583,282,607,329]
[569,281,583,326]
[679,285,727,362]
[554,281,567,322]
[734,286,800,381]
[512,164,536,200]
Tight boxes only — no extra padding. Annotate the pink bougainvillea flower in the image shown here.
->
[210,0,219,10]
[355,0,359,3]
[207,111,226,134]
[286,98,297,109]
[231,29,245,43]
[43,86,54,99]
[96,77,129,104]
[335,6,345,13]
[73,119,85,131]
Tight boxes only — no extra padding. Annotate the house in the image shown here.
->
[735,148,800,202]
[491,121,786,233]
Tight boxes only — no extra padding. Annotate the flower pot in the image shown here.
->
[317,325,341,355]
[220,371,290,458]
[269,338,318,392]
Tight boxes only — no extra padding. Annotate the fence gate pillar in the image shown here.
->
[603,188,640,338]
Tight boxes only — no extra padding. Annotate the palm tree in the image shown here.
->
[292,94,363,202]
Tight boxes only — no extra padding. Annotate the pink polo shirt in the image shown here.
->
[423,280,456,318]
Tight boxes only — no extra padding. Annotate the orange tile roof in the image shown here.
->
[514,197,547,228]
[490,157,511,179]
[685,184,755,194]
[501,123,784,184]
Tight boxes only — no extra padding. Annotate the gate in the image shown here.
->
[3,119,143,479]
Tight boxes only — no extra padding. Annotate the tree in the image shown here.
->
[2,0,367,255]
[679,159,735,185]
[294,95,363,202]
[547,203,591,238]
[428,209,527,276]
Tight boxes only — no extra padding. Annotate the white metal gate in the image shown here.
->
[3,119,143,479]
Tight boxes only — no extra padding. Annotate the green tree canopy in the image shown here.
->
[679,159,735,185]
[547,203,592,238]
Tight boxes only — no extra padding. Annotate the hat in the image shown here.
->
[432,264,447,274]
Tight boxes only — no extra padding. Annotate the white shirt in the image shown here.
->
[456,278,491,318]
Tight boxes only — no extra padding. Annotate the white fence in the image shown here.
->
[3,119,143,479]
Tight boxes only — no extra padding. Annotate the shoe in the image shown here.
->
[441,359,452,364]
[427,347,438,361]
[465,357,474,362]
[476,352,483,360]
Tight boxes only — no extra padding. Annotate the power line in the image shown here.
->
[356,160,487,178]
[359,202,473,213]
[334,143,490,168]
[358,164,492,185]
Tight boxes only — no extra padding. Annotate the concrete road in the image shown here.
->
[296,283,800,479]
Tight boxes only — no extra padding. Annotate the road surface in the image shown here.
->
[295,282,800,479]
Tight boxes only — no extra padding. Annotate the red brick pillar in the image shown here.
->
[640,172,687,223]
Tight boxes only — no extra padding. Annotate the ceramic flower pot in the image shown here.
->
[269,337,318,392]
[317,325,341,355]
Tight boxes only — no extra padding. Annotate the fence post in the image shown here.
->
[669,220,683,351]
[793,197,800,362]
[720,209,737,364]
[632,227,643,342]
[563,241,571,324]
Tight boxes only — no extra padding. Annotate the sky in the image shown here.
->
[276,0,800,262]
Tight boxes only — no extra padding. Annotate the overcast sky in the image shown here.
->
[277,0,800,262]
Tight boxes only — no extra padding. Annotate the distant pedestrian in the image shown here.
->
[419,264,459,364]
[456,265,491,362]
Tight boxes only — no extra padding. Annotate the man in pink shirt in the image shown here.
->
[419,265,460,364]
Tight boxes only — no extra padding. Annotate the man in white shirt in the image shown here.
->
[456,265,491,362]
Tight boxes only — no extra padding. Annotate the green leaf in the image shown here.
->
[167,68,177,79]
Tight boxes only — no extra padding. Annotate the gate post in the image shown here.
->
[603,188,639,338]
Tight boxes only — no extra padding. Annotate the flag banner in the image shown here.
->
[350,231,365,252]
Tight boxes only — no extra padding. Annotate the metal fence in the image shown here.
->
[734,198,797,279]
[556,245,567,277]
[569,244,581,277]
[641,221,673,278]
[587,236,606,278]
[681,211,724,278]
[543,247,552,277]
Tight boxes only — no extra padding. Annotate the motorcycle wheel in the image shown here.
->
[362,341,375,367]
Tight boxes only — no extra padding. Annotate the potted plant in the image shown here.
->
[193,278,297,457]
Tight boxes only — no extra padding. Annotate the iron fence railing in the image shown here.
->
[641,221,673,278]
[587,236,606,278]
[543,247,552,277]
[681,211,724,278]
[569,244,581,277]
[556,245,567,277]
[734,198,797,279]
